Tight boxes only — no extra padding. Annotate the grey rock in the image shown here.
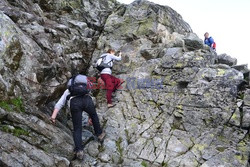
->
[140,48,161,60]
[0,0,250,167]
[217,53,237,66]
[184,33,204,50]
[229,108,241,127]
[0,131,69,167]
[87,141,100,158]
[160,47,183,58]
[99,152,112,163]
[232,64,250,84]
[200,149,248,167]
[244,89,250,106]
[232,64,249,74]
[242,106,250,128]
[237,99,243,107]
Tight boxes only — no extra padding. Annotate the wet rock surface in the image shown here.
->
[0,0,250,167]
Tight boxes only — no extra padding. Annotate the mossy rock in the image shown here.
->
[0,97,25,113]
[217,69,226,76]
[115,137,124,164]
[137,18,155,36]
[0,125,29,137]
[0,101,11,112]
[5,39,23,72]
[141,160,148,167]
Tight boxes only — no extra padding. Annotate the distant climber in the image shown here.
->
[97,49,123,108]
[204,32,216,51]
[50,74,105,160]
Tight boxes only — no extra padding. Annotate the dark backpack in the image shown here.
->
[95,55,113,72]
[68,75,89,96]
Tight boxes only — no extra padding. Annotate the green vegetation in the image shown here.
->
[125,129,132,144]
[11,97,25,112]
[0,97,25,113]
[116,137,124,164]
[235,154,248,165]
[0,101,11,111]
[137,20,153,36]
[41,145,51,153]
[237,138,249,152]
[98,144,105,152]
[161,161,168,167]
[0,125,29,137]
[216,146,226,152]
[238,93,244,100]
[175,62,183,68]
[193,144,207,151]
[141,160,148,167]
[218,135,229,143]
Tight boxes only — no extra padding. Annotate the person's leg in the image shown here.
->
[101,74,114,104]
[106,89,113,104]
[83,95,102,136]
[110,75,123,91]
[70,97,84,152]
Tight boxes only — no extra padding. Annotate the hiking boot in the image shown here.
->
[76,150,84,160]
[98,132,106,143]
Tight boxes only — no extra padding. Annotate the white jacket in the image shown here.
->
[100,53,121,75]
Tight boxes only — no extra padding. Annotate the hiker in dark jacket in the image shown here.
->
[204,32,216,51]
[50,74,105,160]
[99,49,123,108]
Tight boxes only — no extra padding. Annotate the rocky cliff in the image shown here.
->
[0,0,250,167]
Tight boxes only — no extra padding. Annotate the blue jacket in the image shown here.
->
[204,37,214,47]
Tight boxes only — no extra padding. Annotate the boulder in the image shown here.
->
[217,53,237,66]
[184,33,204,50]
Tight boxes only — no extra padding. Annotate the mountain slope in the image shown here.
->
[0,0,249,166]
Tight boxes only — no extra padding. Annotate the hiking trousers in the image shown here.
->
[100,74,122,104]
[70,95,102,152]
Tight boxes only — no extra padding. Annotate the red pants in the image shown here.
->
[100,74,122,104]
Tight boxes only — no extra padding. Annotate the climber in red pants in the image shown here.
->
[99,49,123,108]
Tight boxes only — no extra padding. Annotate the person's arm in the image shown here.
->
[50,89,70,123]
[50,108,59,123]
[109,53,122,61]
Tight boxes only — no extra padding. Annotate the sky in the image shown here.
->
[117,0,250,65]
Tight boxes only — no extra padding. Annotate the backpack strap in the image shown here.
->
[66,75,76,101]
[106,59,113,65]
[70,75,77,92]
[101,55,113,66]
[101,55,107,61]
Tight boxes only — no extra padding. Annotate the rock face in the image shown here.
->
[217,53,237,66]
[0,0,250,167]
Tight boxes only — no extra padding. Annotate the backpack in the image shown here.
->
[212,42,216,49]
[95,55,113,72]
[208,37,216,49]
[68,75,89,97]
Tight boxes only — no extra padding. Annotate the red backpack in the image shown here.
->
[212,42,216,49]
